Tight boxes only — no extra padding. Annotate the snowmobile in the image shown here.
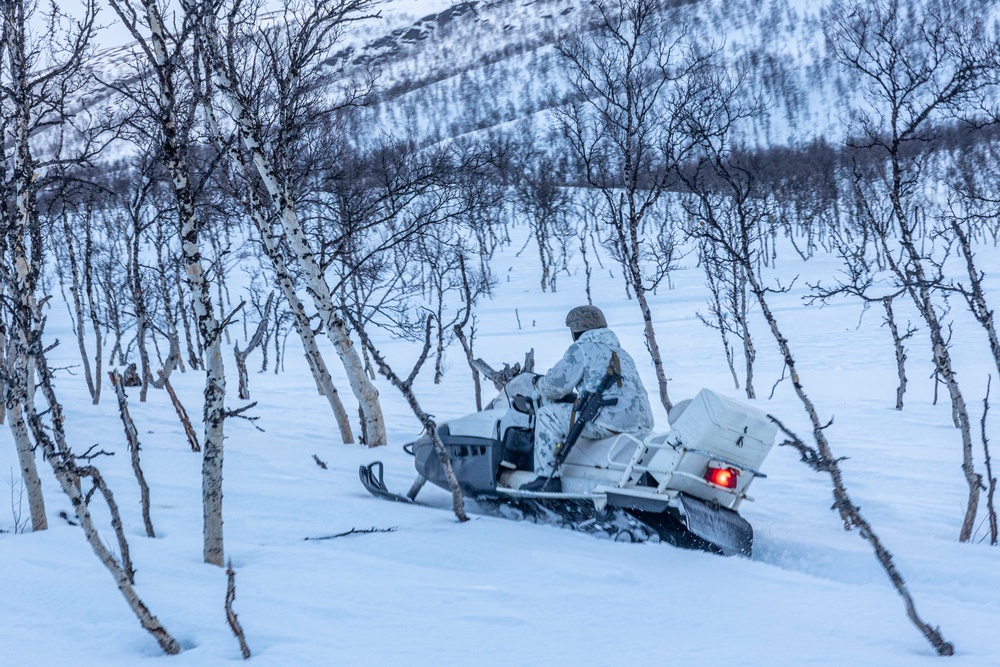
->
[360,373,777,556]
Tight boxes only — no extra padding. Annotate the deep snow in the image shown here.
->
[2,223,1000,666]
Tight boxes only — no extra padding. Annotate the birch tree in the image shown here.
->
[512,130,573,293]
[678,114,955,658]
[48,183,104,405]
[106,0,231,565]
[206,113,356,442]
[697,236,757,398]
[0,0,180,651]
[946,141,1000,381]
[195,0,387,445]
[827,0,1000,541]
[808,195,918,412]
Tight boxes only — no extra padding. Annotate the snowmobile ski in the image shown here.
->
[359,461,415,504]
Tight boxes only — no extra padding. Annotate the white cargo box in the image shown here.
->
[667,388,777,471]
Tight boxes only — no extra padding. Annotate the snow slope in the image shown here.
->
[2,221,1000,666]
[4,0,1000,664]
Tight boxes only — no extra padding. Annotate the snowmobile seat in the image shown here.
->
[501,426,533,471]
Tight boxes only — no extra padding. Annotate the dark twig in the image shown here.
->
[159,368,200,452]
[305,526,398,541]
[109,370,155,538]
[77,444,115,460]
[225,402,263,431]
[768,364,788,400]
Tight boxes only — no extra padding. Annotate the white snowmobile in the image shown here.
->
[361,373,776,556]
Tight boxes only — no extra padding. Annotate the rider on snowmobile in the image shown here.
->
[521,305,654,492]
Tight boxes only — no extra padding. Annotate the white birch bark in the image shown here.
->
[83,224,104,404]
[107,0,229,565]
[23,341,181,653]
[110,369,156,538]
[234,295,271,400]
[3,323,46,529]
[202,37,386,446]
[61,217,97,401]
[244,185,356,442]
[199,92,356,442]
[3,224,180,653]
[6,379,47,530]
[3,2,47,534]
[0,3,180,644]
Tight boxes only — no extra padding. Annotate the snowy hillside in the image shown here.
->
[72,0,864,148]
[333,0,871,147]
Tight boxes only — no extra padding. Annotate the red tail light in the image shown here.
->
[704,466,739,489]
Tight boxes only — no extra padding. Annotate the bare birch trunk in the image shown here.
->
[1,15,179,641]
[882,297,909,410]
[201,92,355,442]
[83,227,104,404]
[4,333,42,527]
[299,326,355,441]
[4,238,180,653]
[225,560,252,659]
[453,324,482,412]
[62,216,97,400]
[130,234,153,403]
[738,274,756,400]
[110,370,155,538]
[951,219,1000,379]
[747,271,954,656]
[742,328,756,400]
[176,264,201,370]
[702,258,740,390]
[982,378,998,545]
[157,241,185,374]
[0,331,4,426]
[26,360,180,653]
[886,192,980,542]
[350,313,468,521]
[622,210,672,412]
[635,287,672,412]
[203,52,385,446]
[234,295,271,401]
[110,0,229,565]
[7,397,47,531]
[193,256,226,568]
[160,369,201,452]
[0,342,4,426]
[930,334,980,542]
[454,254,482,411]
[234,346,250,400]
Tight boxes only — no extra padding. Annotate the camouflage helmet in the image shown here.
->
[565,305,607,334]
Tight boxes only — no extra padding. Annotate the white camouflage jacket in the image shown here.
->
[536,328,654,433]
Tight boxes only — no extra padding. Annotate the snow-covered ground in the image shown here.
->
[2,222,999,666]
[5,0,999,663]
